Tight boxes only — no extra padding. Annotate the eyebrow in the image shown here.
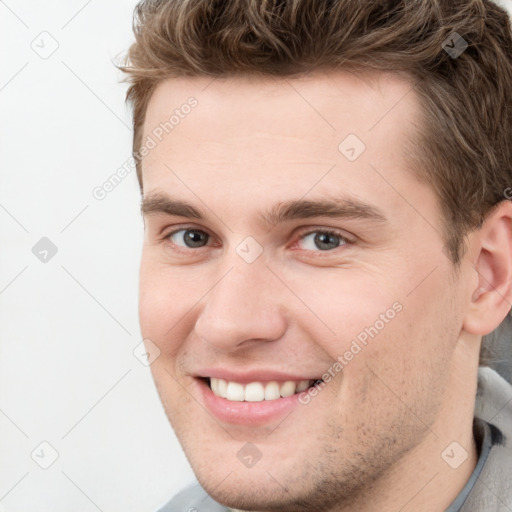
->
[141,192,387,227]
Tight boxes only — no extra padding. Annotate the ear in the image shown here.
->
[463,200,512,335]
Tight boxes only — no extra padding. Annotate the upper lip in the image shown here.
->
[195,368,322,384]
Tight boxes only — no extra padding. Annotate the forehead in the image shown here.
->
[140,70,431,227]
[142,70,418,146]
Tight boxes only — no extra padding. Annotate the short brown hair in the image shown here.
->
[120,0,512,264]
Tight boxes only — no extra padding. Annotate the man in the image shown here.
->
[120,0,512,510]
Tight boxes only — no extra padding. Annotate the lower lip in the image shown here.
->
[197,378,302,426]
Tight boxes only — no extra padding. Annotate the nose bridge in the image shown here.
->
[195,255,286,350]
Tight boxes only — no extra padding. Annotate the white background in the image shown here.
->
[0,2,194,511]
[1,1,511,511]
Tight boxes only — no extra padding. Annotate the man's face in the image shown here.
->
[139,71,472,510]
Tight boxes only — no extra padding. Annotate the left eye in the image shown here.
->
[298,230,347,251]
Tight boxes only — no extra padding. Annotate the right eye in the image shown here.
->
[166,228,210,249]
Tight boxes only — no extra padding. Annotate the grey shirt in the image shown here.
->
[158,367,512,512]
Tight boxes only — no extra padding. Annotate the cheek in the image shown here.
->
[288,267,403,359]
[138,255,193,356]
[290,261,460,388]
[347,268,461,400]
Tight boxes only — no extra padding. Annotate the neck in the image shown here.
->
[331,335,480,512]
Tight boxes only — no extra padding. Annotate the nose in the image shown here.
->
[194,259,288,352]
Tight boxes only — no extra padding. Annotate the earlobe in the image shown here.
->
[463,201,512,336]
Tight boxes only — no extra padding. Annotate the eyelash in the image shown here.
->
[161,225,352,255]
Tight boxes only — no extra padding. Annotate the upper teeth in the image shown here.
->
[210,378,312,402]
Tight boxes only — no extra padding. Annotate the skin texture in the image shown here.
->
[138,70,512,512]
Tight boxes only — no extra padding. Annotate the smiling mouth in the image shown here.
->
[205,377,324,402]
